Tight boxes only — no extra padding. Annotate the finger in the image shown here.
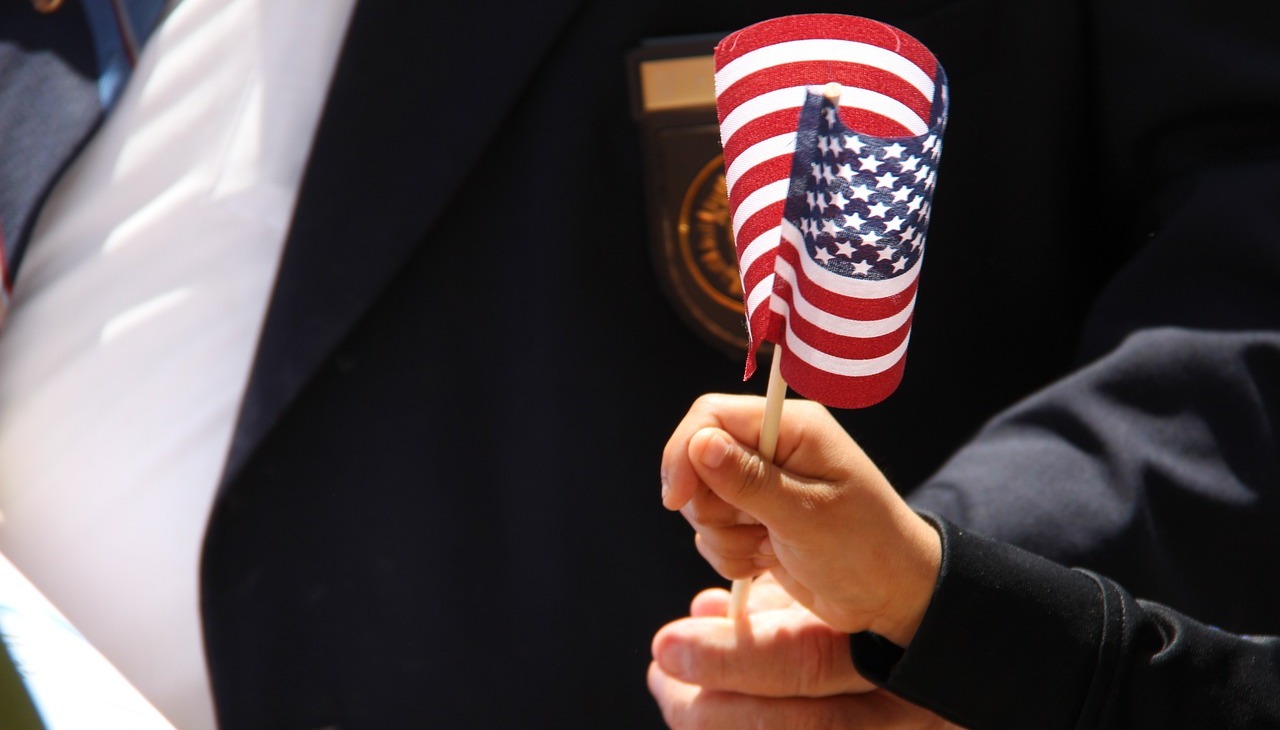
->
[652,610,874,698]
[692,523,775,567]
[688,423,873,545]
[690,588,732,617]
[680,484,757,528]
[650,662,944,730]
[694,532,772,580]
[687,426,811,528]
[662,394,769,511]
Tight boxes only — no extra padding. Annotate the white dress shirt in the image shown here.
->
[0,0,356,727]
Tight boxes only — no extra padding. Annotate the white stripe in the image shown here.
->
[719,86,807,148]
[731,179,790,237]
[745,274,775,323]
[772,257,915,338]
[725,132,796,199]
[737,225,780,278]
[720,86,927,152]
[780,221,921,298]
[715,39,934,103]
[777,304,912,376]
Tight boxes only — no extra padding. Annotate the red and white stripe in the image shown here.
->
[713,14,943,407]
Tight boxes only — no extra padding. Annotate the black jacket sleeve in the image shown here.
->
[850,515,1280,730]
[846,5,1280,727]
[907,147,1280,632]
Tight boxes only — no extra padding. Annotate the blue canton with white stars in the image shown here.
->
[784,92,944,281]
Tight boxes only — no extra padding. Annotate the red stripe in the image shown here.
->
[832,108,916,140]
[777,244,921,320]
[727,155,792,205]
[779,350,908,409]
[778,294,914,361]
[722,108,806,160]
[733,201,787,263]
[717,62,931,125]
[722,100,915,168]
[794,269,920,321]
[715,14,936,80]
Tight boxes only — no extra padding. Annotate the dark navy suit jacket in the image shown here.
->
[32,0,1260,727]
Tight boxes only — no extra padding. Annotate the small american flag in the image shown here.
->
[714,14,948,408]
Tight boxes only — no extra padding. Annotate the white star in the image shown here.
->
[858,155,882,172]
[806,191,818,209]
[925,171,937,190]
[852,260,873,275]
[822,218,842,237]
[836,163,856,182]
[867,201,891,218]
[842,211,867,230]
[892,186,912,203]
[836,240,856,257]
[800,218,811,235]
[930,140,943,161]
[811,163,823,182]
[824,107,840,126]
[849,184,873,202]
[911,234,925,251]
[844,134,865,154]
[905,195,923,214]
[883,216,905,232]
[814,246,835,264]
[903,225,917,240]
[875,171,899,189]
[922,134,938,152]
[913,164,931,183]
[882,142,907,159]
[822,165,837,184]
[829,135,843,154]
[828,191,849,210]
[817,136,830,154]
[900,155,922,172]
[860,229,883,246]
[877,245,897,261]
[892,256,909,272]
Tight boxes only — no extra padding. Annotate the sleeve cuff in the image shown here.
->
[850,513,1115,730]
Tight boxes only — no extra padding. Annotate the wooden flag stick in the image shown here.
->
[728,345,788,622]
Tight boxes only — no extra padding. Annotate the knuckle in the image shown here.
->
[691,392,726,416]
[736,452,772,499]
[793,622,840,696]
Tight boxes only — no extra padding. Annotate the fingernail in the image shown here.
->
[659,642,692,678]
[699,431,731,469]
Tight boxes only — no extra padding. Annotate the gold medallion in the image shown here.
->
[629,36,751,356]
[677,156,741,313]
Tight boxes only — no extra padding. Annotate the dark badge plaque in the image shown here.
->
[629,35,749,357]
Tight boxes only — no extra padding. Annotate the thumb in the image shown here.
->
[687,426,815,532]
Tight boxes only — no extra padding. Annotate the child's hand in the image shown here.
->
[661,394,941,646]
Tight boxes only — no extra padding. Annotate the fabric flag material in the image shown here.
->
[713,14,948,408]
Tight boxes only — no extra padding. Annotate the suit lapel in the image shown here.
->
[221,0,584,484]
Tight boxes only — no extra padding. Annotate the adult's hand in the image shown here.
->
[660,394,941,645]
[648,574,961,729]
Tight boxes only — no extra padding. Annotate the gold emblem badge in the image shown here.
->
[675,154,746,334]
[630,36,749,355]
